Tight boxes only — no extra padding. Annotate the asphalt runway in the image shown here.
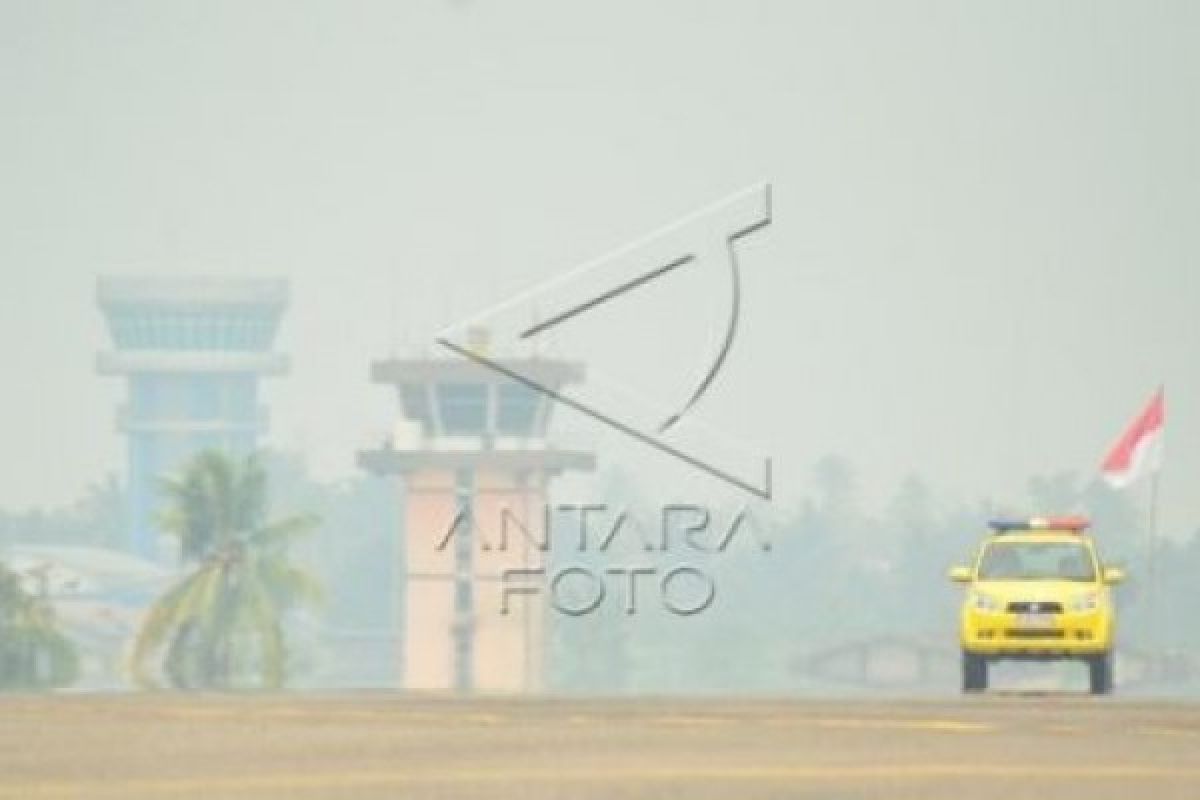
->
[2,693,1200,799]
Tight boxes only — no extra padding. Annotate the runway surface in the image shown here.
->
[2,693,1200,799]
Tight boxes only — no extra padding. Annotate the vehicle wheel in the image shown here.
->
[962,652,988,692]
[1088,652,1113,695]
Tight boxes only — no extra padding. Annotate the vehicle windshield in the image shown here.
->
[977,540,1096,582]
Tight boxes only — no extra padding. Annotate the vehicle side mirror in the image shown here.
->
[1102,566,1125,585]
[948,566,973,583]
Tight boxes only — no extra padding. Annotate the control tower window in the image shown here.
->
[496,383,540,435]
[437,383,487,434]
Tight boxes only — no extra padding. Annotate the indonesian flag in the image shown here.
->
[1101,387,1165,489]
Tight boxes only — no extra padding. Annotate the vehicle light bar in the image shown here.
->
[988,515,1090,533]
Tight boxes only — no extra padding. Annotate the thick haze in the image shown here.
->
[2,1,1197,532]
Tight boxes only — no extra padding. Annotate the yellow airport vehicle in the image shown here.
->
[948,516,1124,694]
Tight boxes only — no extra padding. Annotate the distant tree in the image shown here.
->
[263,451,399,634]
[888,474,936,537]
[1157,529,1200,650]
[812,455,857,520]
[0,562,78,690]
[0,472,126,550]
[1079,479,1143,553]
[1027,471,1082,514]
[547,466,637,693]
[131,451,322,689]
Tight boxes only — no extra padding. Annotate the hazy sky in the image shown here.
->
[2,1,1197,533]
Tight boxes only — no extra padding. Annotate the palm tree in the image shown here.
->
[0,561,78,690]
[131,451,322,689]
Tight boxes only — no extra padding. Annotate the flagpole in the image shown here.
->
[1147,383,1165,661]
[1100,385,1165,663]
[1146,469,1160,656]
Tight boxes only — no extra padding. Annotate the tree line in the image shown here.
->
[0,451,321,690]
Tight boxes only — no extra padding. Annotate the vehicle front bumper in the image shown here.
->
[960,609,1112,657]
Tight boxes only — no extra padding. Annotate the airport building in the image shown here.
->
[96,277,289,559]
[359,331,593,692]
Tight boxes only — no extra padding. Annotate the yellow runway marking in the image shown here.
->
[4,763,1200,798]
[1136,726,1200,738]
[649,715,731,727]
[809,717,993,733]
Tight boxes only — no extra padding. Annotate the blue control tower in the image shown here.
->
[97,277,288,559]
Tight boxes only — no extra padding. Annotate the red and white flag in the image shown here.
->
[1101,387,1165,489]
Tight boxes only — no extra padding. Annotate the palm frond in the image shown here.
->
[130,565,221,687]
[241,573,286,689]
[134,448,322,689]
[233,454,268,532]
[259,558,324,610]
[248,513,320,550]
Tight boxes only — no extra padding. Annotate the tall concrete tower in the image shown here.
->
[97,277,288,559]
[359,334,593,692]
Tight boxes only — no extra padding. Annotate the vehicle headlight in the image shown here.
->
[1069,592,1099,613]
[972,592,1000,612]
